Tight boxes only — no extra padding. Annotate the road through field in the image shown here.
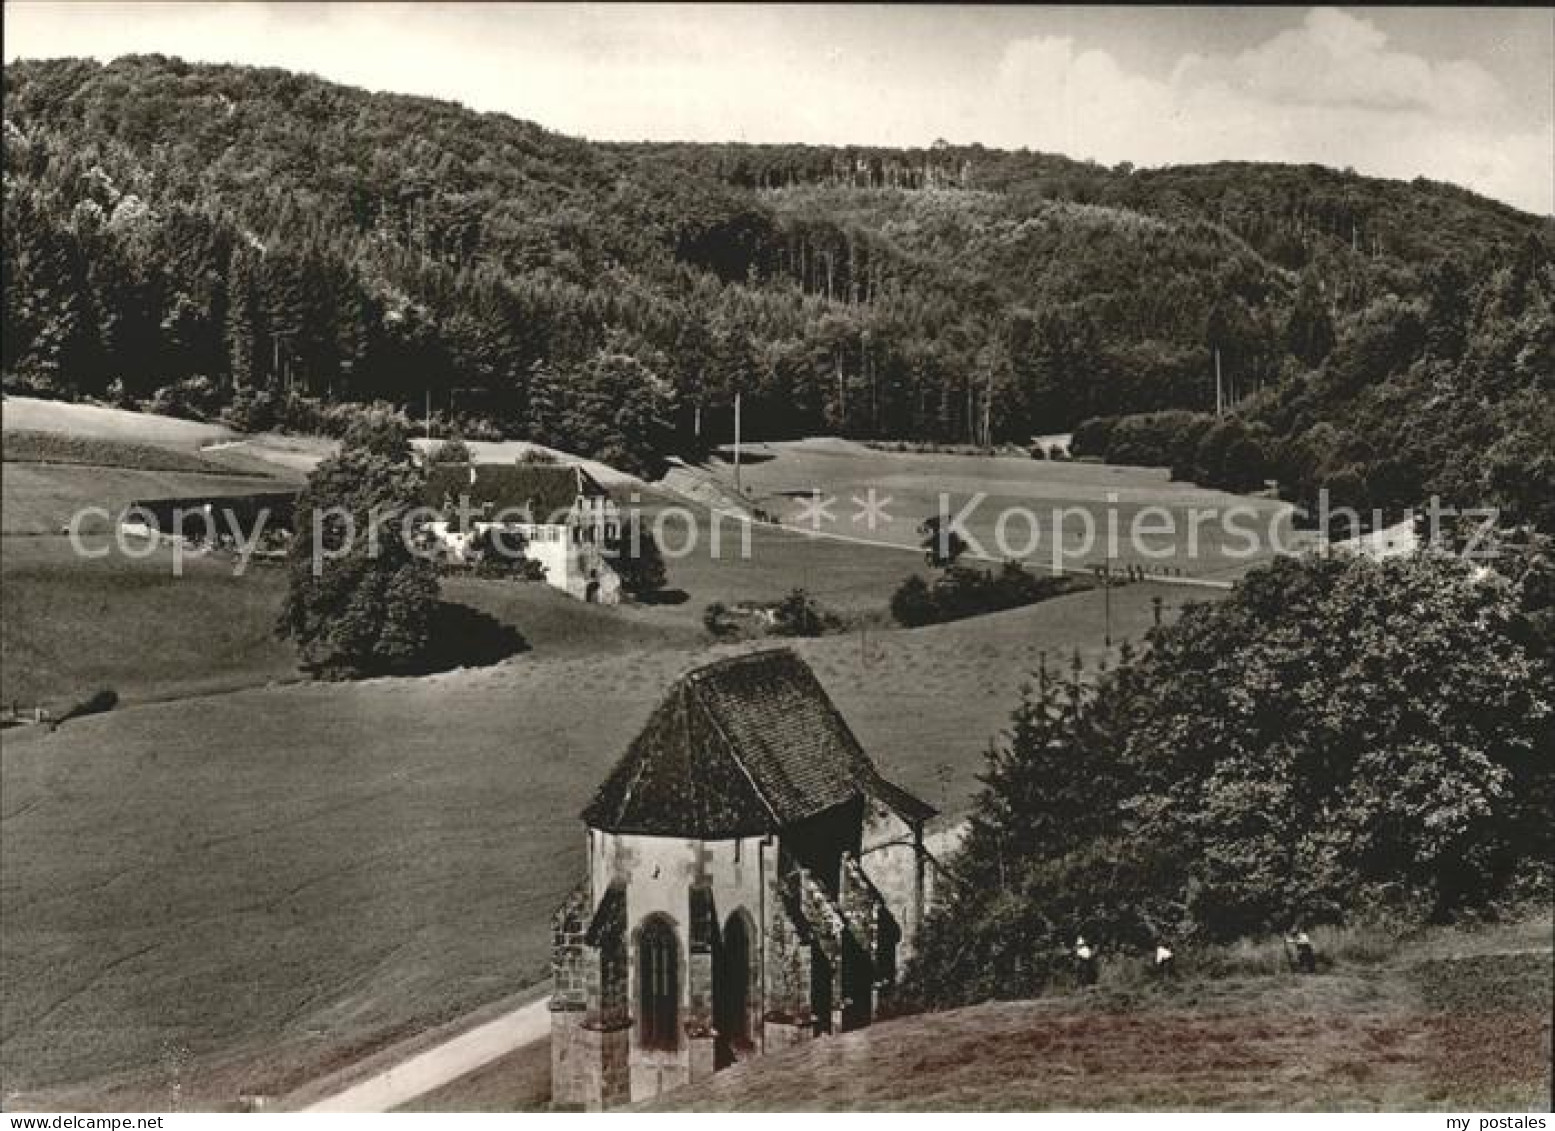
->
[301,998,551,1112]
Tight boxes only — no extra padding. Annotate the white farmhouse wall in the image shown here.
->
[425,503,622,603]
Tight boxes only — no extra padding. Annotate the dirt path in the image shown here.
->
[299,998,551,1112]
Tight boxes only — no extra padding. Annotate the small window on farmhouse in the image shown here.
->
[638,916,679,1050]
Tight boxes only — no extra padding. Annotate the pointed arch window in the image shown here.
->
[638,916,679,1050]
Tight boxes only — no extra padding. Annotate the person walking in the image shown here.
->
[1289,927,1316,974]
[1074,936,1098,987]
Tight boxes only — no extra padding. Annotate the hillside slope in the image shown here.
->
[5,56,1551,478]
[646,921,1552,1112]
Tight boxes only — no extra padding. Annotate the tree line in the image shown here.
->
[1070,242,1554,534]
[4,56,1552,506]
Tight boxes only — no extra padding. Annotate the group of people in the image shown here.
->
[1071,928,1316,985]
[1071,936,1174,985]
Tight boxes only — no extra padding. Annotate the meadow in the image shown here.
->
[2,429,269,477]
[0,538,298,711]
[1,401,1224,1107]
[647,918,1553,1112]
[0,579,1199,1108]
[1,397,233,448]
[712,438,1298,582]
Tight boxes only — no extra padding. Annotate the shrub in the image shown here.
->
[1070,416,1116,458]
[106,378,136,408]
[428,437,472,464]
[147,375,221,420]
[889,575,937,627]
[340,408,413,461]
[223,387,280,433]
[609,519,668,598]
[769,588,841,637]
[460,526,546,580]
[918,515,970,567]
[890,562,1076,627]
[703,601,733,637]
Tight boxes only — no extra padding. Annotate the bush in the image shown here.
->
[889,575,937,627]
[890,563,1076,627]
[222,387,280,433]
[428,437,472,464]
[459,525,546,580]
[918,515,970,567]
[769,588,841,637]
[703,601,733,637]
[609,520,668,599]
[1070,417,1116,459]
[106,378,136,408]
[340,408,413,460]
[146,376,221,420]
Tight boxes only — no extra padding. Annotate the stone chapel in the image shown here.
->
[549,648,939,1109]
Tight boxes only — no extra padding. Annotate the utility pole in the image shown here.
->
[836,355,845,431]
[733,391,743,496]
[983,363,993,450]
[1103,550,1114,650]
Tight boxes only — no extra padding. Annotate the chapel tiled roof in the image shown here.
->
[581,649,935,837]
[423,463,605,522]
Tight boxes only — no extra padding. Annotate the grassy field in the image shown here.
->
[0,538,298,712]
[2,406,1237,1108]
[2,430,271,477]
[646,918,1552,1112]
[0,535,729,713]
[1,397,233,448]
[2,475,1182,716]
[0,579,1201,1108]
[0,465,298,537]
[710,438,1297,581]
[395,1042,552,1113]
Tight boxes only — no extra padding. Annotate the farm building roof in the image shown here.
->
[423,463,605,522]
[582,649,935,837]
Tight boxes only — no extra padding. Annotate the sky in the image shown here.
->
[5,3,1553,214]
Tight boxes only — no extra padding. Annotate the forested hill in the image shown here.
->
[4,55,1552,512]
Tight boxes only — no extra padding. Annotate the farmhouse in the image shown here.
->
[423,462,622,603]
[549,649,939,1110]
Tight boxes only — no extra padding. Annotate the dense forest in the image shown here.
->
[4,55,1552,515]
[908,547,1555,1005]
